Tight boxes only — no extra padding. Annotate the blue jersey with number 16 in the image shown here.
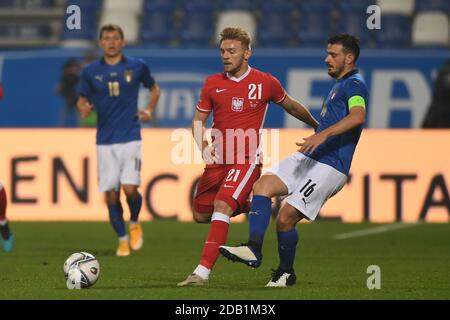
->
[78,56,155,145]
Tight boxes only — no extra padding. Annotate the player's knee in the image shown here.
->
[193,210,211,223]
[213,200,234,216]
[276,212,296,231]
[252,178,270,197]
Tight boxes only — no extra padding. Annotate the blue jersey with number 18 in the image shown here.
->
[78,56,155,145]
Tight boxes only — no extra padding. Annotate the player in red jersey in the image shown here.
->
[177,27,318,286]
[0,83,15,253]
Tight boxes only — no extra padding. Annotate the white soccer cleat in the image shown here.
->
[265,268,297,287]
[177,273,208,287]
[219,245,262,268]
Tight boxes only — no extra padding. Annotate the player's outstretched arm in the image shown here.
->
[278,95,319,129]
[138,83,161,121]
[297,106,365,154]
[191,110,217,164]
[76,96,93,119]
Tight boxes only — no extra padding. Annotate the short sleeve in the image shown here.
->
[345,79,368,110]
[141,62,156,88]
[196,81,212,113]
[269,74,287,104]
[78,68,91,97]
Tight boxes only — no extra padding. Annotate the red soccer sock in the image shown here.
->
[199,212,230,270]
[0,186,6,220]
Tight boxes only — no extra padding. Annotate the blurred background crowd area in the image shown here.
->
[0,0,449,129]
[0,0,449,49]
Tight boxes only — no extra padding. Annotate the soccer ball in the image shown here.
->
[63,252,100,289]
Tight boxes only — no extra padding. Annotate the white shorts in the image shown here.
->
[96,140,142,192]
[267,152,347,221]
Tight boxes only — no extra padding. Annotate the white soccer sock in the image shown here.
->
[0,219,8,226]
[119,235,129,241]
[194,264,210,280]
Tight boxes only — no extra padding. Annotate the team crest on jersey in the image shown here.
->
[231,97,244,112]
[124,70,133,83]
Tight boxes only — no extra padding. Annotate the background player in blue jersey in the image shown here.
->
[220,34,367,287]
[77,24,160,257]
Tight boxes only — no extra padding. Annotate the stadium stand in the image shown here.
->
[412,11,450,47]
[0,0,449,49]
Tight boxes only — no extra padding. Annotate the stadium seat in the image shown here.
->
[298,0,335,13]
[182,0,217,13]
[415,0,450,12]
[298,12,333,47]
[376,0,415,15]
[140,11,174,47]
[143,0,177,13]
[100,12,140,44]
[261,0,296,13]
[374,14,411,48]
[103,0,143,13]
[215,11,256,45]
[412,12,450,47]
[339,0,374,13]
[179,12,214,47]
[257,12,295,47]
[221,0,257,11]
[336,13,372,47]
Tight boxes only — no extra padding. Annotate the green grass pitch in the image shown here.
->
[1,220,449,299]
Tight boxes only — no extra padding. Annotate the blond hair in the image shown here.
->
[220,27,251,50]
[99,24,124,40]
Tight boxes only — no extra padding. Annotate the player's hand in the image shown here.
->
[203,145,219,165]
[296,132,327,154]
[137,109,152,122]
[78,102,93,119]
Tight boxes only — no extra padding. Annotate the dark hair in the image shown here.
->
[328,33,360,63]
[99,24,124,40]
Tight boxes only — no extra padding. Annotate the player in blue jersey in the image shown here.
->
[220,34,367,286]
[77,24,160,257]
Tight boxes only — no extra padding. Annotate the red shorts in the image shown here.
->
[193,164,261,214]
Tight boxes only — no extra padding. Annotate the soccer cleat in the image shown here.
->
[2,234,14,253]
[219,244,262,268]
[177,273,208,287]
[116,239,130,257]
[265,268,297,287]
[129,223,143,251]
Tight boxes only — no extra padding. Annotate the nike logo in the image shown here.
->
[249,211,259,216]
[223,184,234,188]
[216,88,227,93]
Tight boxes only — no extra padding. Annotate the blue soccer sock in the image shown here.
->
[277,228,298,271]
[248,195,272,254]
[107,202,126,238]
[127,193,142,223]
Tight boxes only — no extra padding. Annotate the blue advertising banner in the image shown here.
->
[0,48,449,128]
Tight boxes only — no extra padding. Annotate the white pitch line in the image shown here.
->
[333,223,422,240]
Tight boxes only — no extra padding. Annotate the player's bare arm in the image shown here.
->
[138,83,160,122]
[297,106,365,153]
[192,110,218,164]
[76,96,93,119]
[278,94,319,129]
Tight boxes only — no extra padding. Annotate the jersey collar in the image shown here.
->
[340,68,359,80]
[100,55,127,65]
[226,66,252,82]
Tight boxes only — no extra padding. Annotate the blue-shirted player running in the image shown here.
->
[77,24,160,257]
[220,34,368,286]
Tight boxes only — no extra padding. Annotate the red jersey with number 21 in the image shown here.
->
[196,67,286,166]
